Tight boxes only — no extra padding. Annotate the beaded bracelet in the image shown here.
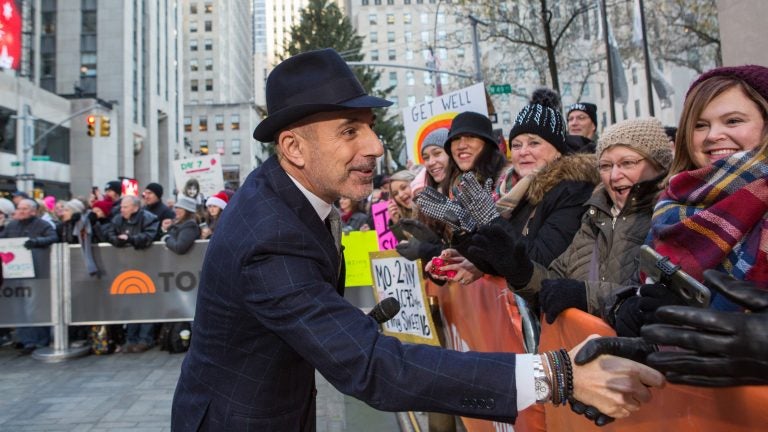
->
[559,348,574,401]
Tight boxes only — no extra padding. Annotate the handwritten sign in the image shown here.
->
[172,155,224,198]
[402,82,488,164]
[0,238,35,279]
[341,230,380,287]
[370,201,398,250]
[369,250,439,346]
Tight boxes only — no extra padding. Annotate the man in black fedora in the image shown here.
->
[171,48,662,431]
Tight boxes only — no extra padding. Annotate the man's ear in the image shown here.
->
[276,129,306,168]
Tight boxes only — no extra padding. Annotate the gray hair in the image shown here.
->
[121,195,142,207]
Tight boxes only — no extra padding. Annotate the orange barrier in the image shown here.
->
[427,277,546,432]
[539,308,768,432]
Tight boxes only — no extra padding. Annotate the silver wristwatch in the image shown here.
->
[532,355,552,404]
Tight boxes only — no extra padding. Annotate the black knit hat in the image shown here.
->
[509,103,568,154]
[566,102,598,127]
[145,182,164,199]
[443,112,497,158]
[105,180,122,195]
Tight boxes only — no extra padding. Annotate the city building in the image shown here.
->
[0,0,184,198]
[182,0,263,187]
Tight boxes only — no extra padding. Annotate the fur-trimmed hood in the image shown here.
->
[526,153,599,205]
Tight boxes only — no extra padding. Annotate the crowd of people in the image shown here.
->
[2,47,767,427]
[0,180,232,355]
[334,63,768,391]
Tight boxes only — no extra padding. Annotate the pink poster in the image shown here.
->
[370,200,398,250]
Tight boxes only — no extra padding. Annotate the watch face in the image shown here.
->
[535,379,550,401]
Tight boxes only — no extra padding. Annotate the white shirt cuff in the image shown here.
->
[515,354,536,411]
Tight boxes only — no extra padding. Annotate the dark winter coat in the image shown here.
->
[524,176,663,315]
[164,219,201,255]
[506,153,600,268]
[0,216,59,246]
[145,201,176,240]
[104,209,159,249]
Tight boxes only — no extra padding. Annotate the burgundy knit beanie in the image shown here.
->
[687,65,768,102]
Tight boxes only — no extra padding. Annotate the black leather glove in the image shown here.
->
[451,231,496,275]
[463,223,532,287]
[395,237,443,263]
[455,172,499,226]
[613,283,685,337]
[399,218,440,243]
[642,270,768,387]
[539,279,588,324]
[568,398,615,427]
[23,238,40,249]
[414,186,477,232]
[574,337,657,365]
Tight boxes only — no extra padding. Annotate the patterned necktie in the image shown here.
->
[325,208,341,252]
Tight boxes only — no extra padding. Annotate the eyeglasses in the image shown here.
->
[598,158,645,173]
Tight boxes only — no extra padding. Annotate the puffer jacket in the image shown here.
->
[506,153,600,268]
[104,209,159,249]
[164,219,201,255]
[524,175,663,316]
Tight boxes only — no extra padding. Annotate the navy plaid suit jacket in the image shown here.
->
[171,156,521,431]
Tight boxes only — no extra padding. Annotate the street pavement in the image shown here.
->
[0,343,400,432]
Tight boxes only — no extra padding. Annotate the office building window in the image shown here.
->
[635,99,641,117]
[404,31,412,43]
[190,3,197,14]
[205,79,213,91]
[387,14,395,25]
[199,116,208,131]
[389,71,397,86]
[407,95,416,106]
[406,71,414,86]
[423,71,432,85]
[190,59,198,71]
[368,13,377,25]
[231,114,240,130]
[362,0,369,4]
[199,140,209,154]
[204,20,212,31]
[205,58,213,71]
[191,79,199,92]
[184,116,192,132]
[388,49,396,61]
[387,31,395,43]
[204,39,213,50]
[404,13,412,25]
[190,21,197,32]
[369,32,378,43]
[215,115,224,130]
[216,139,225,155]
[370,49,379,61]
[204,1,212,13]
[190,39,198,51]
[231,139,241,155]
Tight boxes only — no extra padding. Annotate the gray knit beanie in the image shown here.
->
[596,118,673,170]
[65,199,86,214]
[420,127,449,152]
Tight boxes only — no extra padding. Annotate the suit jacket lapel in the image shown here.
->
[263,157,342,286]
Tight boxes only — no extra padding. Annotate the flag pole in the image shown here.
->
[638,0,655,116]
[600,0,616,124]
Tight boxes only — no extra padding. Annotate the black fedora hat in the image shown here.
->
[443,111,497,157]
[253,48,392,142]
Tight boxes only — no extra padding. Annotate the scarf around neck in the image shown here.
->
[649,148,768,294]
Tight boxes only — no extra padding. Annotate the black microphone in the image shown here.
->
[368,297,401,324]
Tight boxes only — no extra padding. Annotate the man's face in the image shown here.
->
[142,189,159,205]
[568,110,596,139]
[120,198,139,219]
[285,109,383,202]
[13,201,34,221]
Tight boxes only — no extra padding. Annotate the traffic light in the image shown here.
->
[87,115,96,137]
[100,116,111,137]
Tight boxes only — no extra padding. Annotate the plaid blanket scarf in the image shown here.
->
[649,148,768,297]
